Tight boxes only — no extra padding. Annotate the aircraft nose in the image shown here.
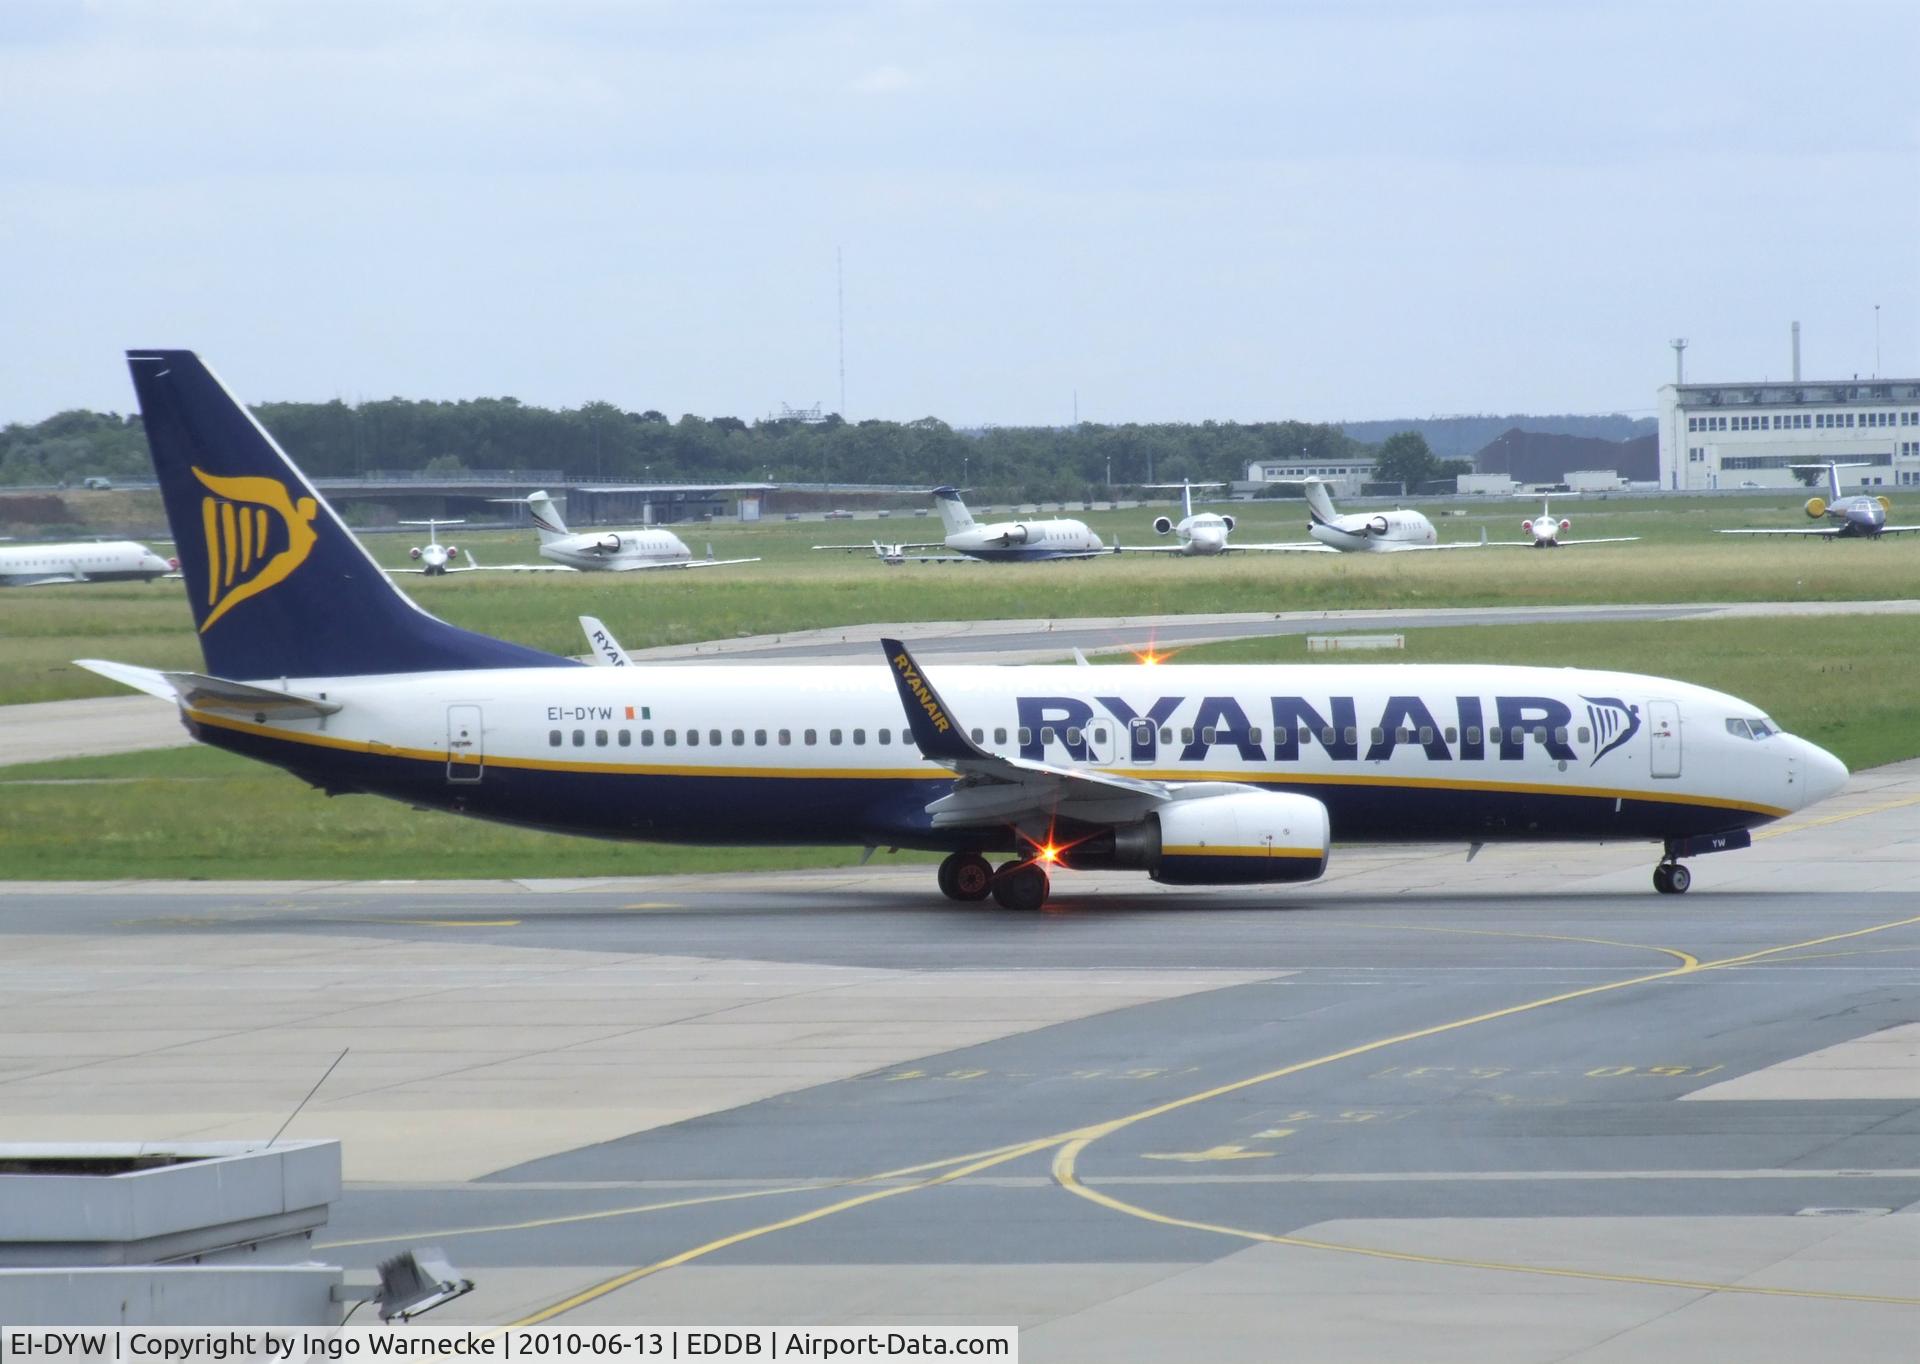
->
[1795,739,1849,808]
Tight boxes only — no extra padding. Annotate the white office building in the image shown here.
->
[1245,456,1376,496]
[1658,378,1920,492]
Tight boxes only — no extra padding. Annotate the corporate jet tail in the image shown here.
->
[1270,476,1341,525]
[931,486,976,536]
[1789,461,1871,505]
[125,351,568,680]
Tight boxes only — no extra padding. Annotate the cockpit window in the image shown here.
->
[1726,717,1776,740]
[1725,718,1752,739]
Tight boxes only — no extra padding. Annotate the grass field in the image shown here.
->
[2,613,1909,881]
[4,488,1918,705]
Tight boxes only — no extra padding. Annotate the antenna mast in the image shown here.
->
[836,247,847,419]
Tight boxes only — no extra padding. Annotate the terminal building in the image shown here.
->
[1244,455,1376,496]
[1658,377,1920,492]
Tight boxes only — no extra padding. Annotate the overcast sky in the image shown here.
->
[3,0,1916,426]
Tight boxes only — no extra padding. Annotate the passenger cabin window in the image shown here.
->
[853,728,866,745]
[831,729,844,745]
[1181,727,1194,745]
[572,729,585,746]
[595,730,608,747]
[1200,727,1216,743]
[709,729,721,746]
[1160,726,1174,744]
[1577,727,1590,744]
[1510,726,1525,745]
[804,729,818,745]
[642,730,655,747]
[1019,728,1032,745]
[1093,726,1108,744]
[1067,727,1083,746]
[755,729,767,745]
[619,730,631,746]
[1344,726,1358,746]
[1370,727,1385,746]
[664,730,677,746]
[971,728,984,743]
[995,727,1008,744]
[1320,726,1335,746]
[1041,726,1056,744]
[1419,726,1433,745]
[549,730,562,747]
[779,729,791,746]
[1466,726,1481,745]
[732,729,745,745]
[686,730,698,747]
[1444,727,1457,744]
[1553,726,1568,745]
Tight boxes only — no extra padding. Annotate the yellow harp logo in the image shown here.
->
[191,467,320,632]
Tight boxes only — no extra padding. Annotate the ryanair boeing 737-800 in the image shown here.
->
[86,352,1847,908]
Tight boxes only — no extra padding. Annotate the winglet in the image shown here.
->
[881,638,983,763]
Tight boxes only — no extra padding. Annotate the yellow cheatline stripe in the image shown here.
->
[318,1137,1049,1252]
[1113,764,1786,817]
[181,710,1784,817]
[1047,1137,1920,1307]
[512,913,1920,1323]
[505,1138,1060,1327]
[1161,844,1323,860]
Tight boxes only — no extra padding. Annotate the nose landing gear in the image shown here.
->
[1653,861,1692,895]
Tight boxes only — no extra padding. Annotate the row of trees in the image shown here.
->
[0,398,1382,502]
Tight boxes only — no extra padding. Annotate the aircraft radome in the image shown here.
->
[85,351,1848,909]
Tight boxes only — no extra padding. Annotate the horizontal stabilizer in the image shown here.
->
[74,657,340,718]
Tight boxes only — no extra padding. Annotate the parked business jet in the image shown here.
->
[380,518,571,576]
[492,491,759,571]
[1,538,175,586]
[1490,495,1640,549]
[85,352,1849,908]
[817,488,1104,563]
[1118,481,1305,556]
[1257,479,1483,553]
[1716,462,1920,539]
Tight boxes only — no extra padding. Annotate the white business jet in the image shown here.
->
[493,491,759,572]
[1255,478,1483,553]
[381,518,572,576]
[0,538,175,586]
[85,351,1850,911]
[1119,481,1307,556]
[815,488,1104,563]
[1491,495,1640,549]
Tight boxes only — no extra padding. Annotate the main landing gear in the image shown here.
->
[1652,860,1692,895]
[936,851,1051,910]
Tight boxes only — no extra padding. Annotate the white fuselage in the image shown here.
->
[1523,514,1572,546]
[1308,509,1440,552]
[1167,513,1233,555]
[540,528,695,572]
[943,517,1104,561]
[0,539,174,586]
[185,660,1843,852]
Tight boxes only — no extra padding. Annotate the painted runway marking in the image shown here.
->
[506,909,1920,1322]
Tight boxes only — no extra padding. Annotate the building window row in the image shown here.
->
[1690,410,1917,434]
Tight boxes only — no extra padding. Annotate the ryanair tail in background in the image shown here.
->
[127,351,568,680]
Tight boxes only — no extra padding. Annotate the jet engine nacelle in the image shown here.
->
[1558,519,1570,532]
[1805,497,1827,519]
[1153,517,1173,535]
[1003,523,1032,545]
[408,547,423,559]
[1221,514,1236,531]
[1521,520,1533,534]
[596,533,624,552]
[1877,496,1892,512]
[1365,515,1390,536]
[444,544,458,558]
[1105,791,1330,886]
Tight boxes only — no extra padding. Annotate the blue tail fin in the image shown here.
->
[127,351,570,679]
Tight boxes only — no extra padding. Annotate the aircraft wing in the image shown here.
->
[813,542,943,552]
[1715,527,1844,537]
[1483,536,1642,548]
[1,572,89,586]
[606,555,762,571]
[881,637,1170,830]
[1222,541,1336,553]
[1111,543,1189,554]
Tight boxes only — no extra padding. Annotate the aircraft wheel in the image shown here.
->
[991,861,1050,911]
[938,852,993,902]
[1666,863,1691,894]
